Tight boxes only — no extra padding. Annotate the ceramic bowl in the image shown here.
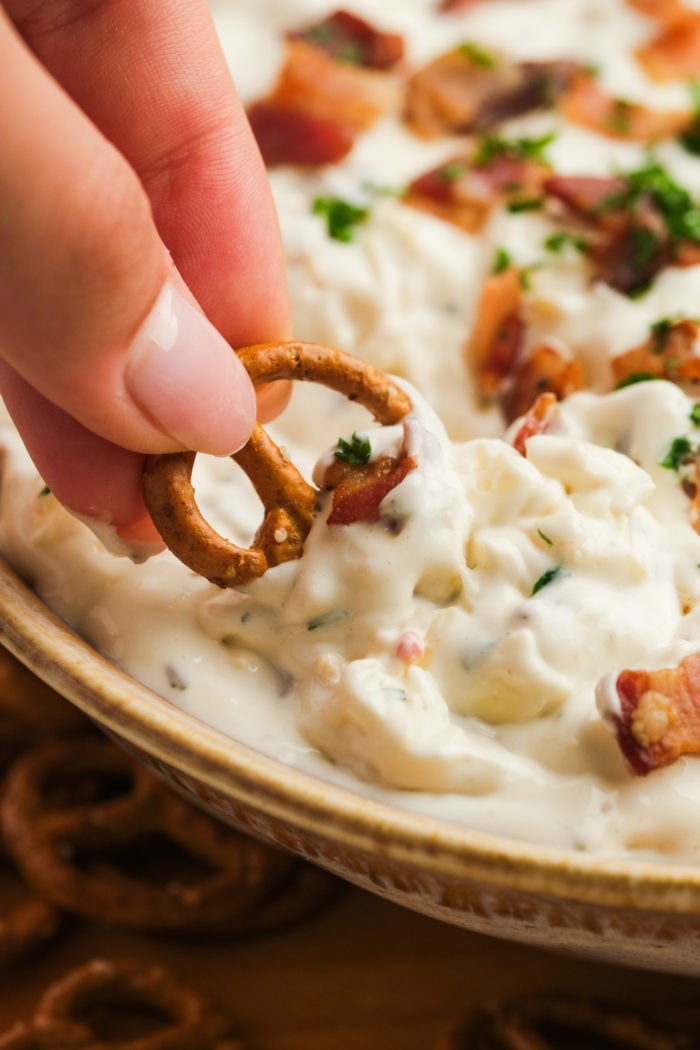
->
[2,553,700,977]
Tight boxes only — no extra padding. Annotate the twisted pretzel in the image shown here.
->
[0,648,87,769]
[142,341,412,588]
[0,736,336,935]
[0,848,63,971]
[438,996,692,1049]
[0,958,241,1049]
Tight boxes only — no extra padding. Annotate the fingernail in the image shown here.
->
[125,280,256,455]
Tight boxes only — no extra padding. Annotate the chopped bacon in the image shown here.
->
[248,101,355,166]
[289,10,404,70]
[404,48,579,138]
[636,11,700,82]
[559,73,689,142]
[512,392,558,456]
[395,631,424,664]
[612,318,700,387]
[404,149,548,232]
[602,653,700,775]
[324,454,417,526]
[248,38,401,166]
[504,345,585,423]
[544,175,672,294]
[627,0,689,20]
[466,267,524,399]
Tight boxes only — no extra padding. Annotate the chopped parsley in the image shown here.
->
[543,230,587,255]
[660,435,694,471]
[598,160,700,246]
[307,610,348,631]
[507,197,545,214]
[532,565,566,596]
[438,161,467,183]
[473,132,555,166]
[616,372,657,389]
[38,485,51,497]
[457,40,498,68]
[335,432,372,466]
[492,247,513,274]
[630,225,660,268]
[691,403,700,426]
[650,316,677,352]
[606,98,634,134]
[537,528,553,546]
[312,196,369,242]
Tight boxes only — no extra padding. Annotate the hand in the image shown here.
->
[0,0,291,554]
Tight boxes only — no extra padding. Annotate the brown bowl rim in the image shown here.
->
[2,554,700,914]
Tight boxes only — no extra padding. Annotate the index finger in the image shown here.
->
[7,0,291,349]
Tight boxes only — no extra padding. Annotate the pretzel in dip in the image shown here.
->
[143,342,412,589]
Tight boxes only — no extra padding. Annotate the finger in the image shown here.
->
[0,11,258,459]
[0,361,164,553]
[7,0,292,349]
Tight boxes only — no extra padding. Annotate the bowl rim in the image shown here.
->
[3,553,700,914]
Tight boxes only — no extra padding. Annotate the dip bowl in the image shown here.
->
[3,552,700,977]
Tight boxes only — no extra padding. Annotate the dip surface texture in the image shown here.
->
[6,0,700,863]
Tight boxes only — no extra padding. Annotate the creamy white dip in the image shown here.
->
[6,0,700,863]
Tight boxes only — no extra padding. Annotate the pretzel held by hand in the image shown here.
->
[142,342,412,588]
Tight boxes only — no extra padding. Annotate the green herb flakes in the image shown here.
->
[660,436,693,471]
[312,196,369,243]
[532,565,566,596]
[691,403,700,426]
[38,485,51,497]
[616,372,657,389]
[335,433,372,466]
[507,197,544,214]
[537,528,553,546]
[492,247,512,274]
[457,41,497,68]
[473,132,555,167]
[543,231,587,255]
[307,610,348,631]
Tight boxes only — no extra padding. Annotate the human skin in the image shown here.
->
[0,0,291,552]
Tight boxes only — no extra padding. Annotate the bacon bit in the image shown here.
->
[504,345,585,423]
[395,631,424,664]
[404,48,579,138]
[544,175,672,294]
[404,149,549,232]
[612,318,700,387]
[604,652,700,775]
[512,393,558,456]
[627,0,689,20]
[559,73,689,142]
[636,11,700,82]
[248,38,400,166]
[466,267,524,399]
[324,454,417,526]
[289,10,404,70]
[248,101,355,166]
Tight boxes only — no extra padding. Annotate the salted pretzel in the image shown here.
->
[0,736,336,934]
[142,341,412,588]
[0,958,242,1049]
[437,996,693,1049]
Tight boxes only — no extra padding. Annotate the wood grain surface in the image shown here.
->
[1,881,698,1048]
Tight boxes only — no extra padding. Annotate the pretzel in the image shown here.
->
[0,736,336,935]
[0,647,87,769]
[142,341,412,588]
[0,958,242,1049]
[0,847,63,971]
[438,996,692,1049]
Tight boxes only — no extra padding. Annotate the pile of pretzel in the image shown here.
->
[0,647,338,1047]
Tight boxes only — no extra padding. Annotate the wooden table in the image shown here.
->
[2,881,698,1047]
